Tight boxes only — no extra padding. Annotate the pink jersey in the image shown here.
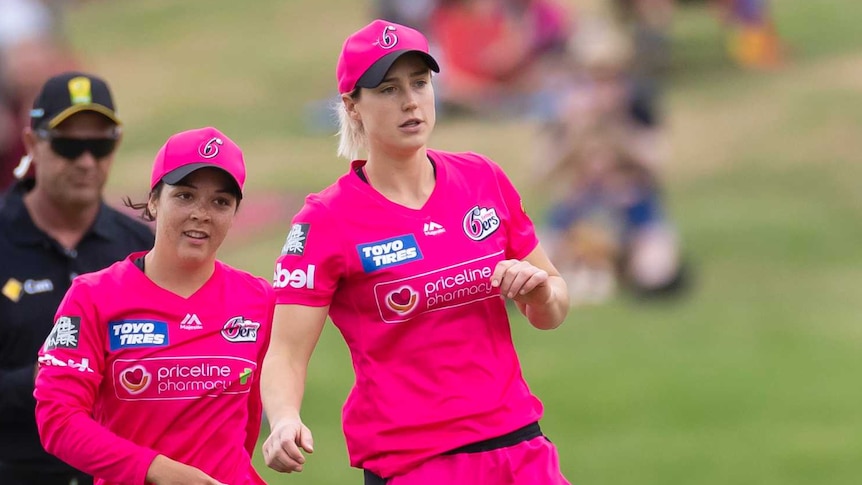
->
[273,149,543,477]
[34,253,274,485]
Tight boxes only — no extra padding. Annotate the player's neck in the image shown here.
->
[364,150,435,209]
[143,250,215,298]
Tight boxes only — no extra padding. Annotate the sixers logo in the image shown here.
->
[463,206,500,241]
[199,137,224,159]
[221,316,260,343]
[375,25,398,49]
[119,365,152,394]
[386,286,418,314]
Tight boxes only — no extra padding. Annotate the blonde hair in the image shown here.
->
[335,95,367,161]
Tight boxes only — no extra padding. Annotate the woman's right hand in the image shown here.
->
[262,417,315,473]
[145,454,227,485]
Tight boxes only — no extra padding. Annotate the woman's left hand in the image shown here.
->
[491,259,551,304]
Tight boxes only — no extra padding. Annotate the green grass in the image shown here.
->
[63,1,862,483]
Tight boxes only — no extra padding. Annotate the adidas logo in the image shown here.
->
[180,313,203,330]
[423,221,445,236]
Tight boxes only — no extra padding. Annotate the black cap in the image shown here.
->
[30,72,121,130]
[355,49,440,90]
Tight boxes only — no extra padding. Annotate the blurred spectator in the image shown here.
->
[533,10,689,303]
[612,0,673,136]
[714,0,785,69]
[564,17,634,126]
[539,124,683,303]
[0,0,78,191]
[428,0,572,116]
[535,15,636,177]
[371,0,437,32]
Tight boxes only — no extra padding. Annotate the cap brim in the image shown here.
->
[46,104,121,129]
[355,50,440,90]
[160,162,243,198]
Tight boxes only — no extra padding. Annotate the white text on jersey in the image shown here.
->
[274,263,315,289]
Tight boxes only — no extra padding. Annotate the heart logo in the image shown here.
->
[386,286,418,314]
[129,368,143,384]
[120,365,151,394]
[392,288,412,306]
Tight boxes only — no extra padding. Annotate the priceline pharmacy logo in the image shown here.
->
[375,251,504,323]
[113,356,256,401]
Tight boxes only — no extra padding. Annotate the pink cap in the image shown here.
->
[336,19,440,94]
[150,126,245,196]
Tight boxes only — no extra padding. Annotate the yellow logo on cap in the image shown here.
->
[2,278,23,302]
[68,77,93,105]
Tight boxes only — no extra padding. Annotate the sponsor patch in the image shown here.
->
[385,286,419,314]
[239,367,254,385]
[273,263,315,289]
[119,364,152,394]
[221,316,260,343]
[109,320,169,351]
[357,234,423,272]
[113,356,256,401]
[38,353,94,373]
[374,251,504,323]
[2,278,23,302]
[281,223,310,256]
[24,278,54,295]
[44,316,81,350]
[463,205,501,241]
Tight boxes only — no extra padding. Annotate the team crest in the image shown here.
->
[221,316,260,343]
[462,206,501,241]
[68,77,92,104]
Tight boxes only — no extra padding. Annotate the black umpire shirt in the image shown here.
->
[0,179,154,473]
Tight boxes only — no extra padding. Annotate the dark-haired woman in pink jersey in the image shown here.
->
[262,19,571,485]
[34,127,273,485]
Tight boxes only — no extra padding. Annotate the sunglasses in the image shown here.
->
[37,129,119,160]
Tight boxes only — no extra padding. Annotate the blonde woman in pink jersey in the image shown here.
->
[262,19,571,484]
[34,127,274,485]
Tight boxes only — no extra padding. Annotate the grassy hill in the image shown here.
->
[65,1,862,483]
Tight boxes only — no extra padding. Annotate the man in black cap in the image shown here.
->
[0,72,154,484]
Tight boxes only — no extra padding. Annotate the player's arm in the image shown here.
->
[260,303,328,473]
[35,282,159,484]
[35,281,224,484]
[492,243,570,330]
[244,286,276,457]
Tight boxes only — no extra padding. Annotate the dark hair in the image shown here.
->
[123,182,163,222]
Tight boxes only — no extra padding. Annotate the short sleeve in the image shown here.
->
[488,160,539,260]
[273,198,345,307]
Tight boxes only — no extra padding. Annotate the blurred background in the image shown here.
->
[2,0,861,483]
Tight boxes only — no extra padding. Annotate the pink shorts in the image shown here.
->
[364,426,570,485]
